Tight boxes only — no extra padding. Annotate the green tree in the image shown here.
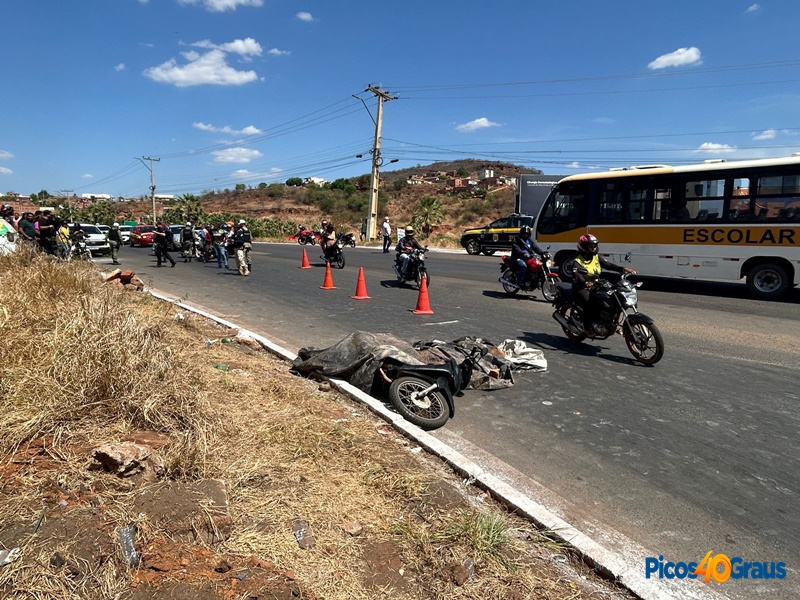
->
[330,178,356,195]
[235,183,247,192]
[257,182,267,189]
[74,199,116,225]
[285,177,303,187]
[410,196,445,238]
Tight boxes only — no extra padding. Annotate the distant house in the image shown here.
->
[81,193,113,201]
[304,177,327,187]
[478,168,495,179]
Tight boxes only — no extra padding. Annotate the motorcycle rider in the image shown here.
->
[572,233,636,326]
[511,225,548,289]
[396,226,424,277]
[320,222,336,261]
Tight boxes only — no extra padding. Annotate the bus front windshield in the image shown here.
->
[536,184,588,235]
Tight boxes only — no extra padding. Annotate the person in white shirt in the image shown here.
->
[381,216,392,253]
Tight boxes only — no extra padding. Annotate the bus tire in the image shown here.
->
[556,253,577,282]
[746,263,790,299]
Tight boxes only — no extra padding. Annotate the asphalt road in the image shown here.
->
[113,242,800,599]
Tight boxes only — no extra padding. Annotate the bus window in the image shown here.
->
[652,186,673,221]
[685,178,724,221]
[755,174,800,221]
[536,183,588,234]
[729,177,754,219]
[598,182,625,223]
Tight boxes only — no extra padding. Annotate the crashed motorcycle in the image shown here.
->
[499,252,559,301]
[68,238,92,261]
[393,247,430,288]
[551,273,664,365]
[377,347,483,430]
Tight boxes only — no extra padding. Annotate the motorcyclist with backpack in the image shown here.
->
[232,219,252,276]
[572,233,635,325]
[511,225,548,290]
[396,226,425,277]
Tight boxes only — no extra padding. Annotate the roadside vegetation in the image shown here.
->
[0,251,632,599]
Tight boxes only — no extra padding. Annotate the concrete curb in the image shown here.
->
[147,286,725,600]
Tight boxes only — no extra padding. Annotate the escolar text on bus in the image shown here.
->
[682,227,796,245]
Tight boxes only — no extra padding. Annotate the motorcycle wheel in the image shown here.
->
[297,237,305,245]
[558,305,586,342]
[388,376,449,431]
[334,252,345,269]
[414,268,430,289]
[624,321,664,365]
[501,269,520,295]
[349,241,356,248]
[541,277,559,302]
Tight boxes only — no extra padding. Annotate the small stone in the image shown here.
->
[341,521,363,537]
[292,518,316,549]
[214,559,231,573]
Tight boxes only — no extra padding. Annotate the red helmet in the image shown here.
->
[578,233,598,255]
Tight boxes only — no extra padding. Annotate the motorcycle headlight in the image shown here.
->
[545,259,553,268]
[621,288,638,307]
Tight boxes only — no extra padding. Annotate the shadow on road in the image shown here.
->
[519,330,648,367]
[481,290,552,303]
[636,276,800,303]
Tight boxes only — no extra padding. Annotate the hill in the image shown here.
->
[116,160,543,242]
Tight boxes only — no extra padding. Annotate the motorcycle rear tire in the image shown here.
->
[389,377,449,430]
[624,321,664,365]
[559,305,586,342]
[501,269,520,295]
[297,237,305,245]
[414,268,430,289]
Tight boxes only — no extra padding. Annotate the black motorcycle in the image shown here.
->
[551,273,664,365]
[393,247,429,288]
[338,232,356,248]
[323,236,345,269]
[377,348,483,430]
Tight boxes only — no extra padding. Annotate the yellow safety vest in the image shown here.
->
[574,254,602,279]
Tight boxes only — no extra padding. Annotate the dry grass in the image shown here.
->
[0,251,632,600]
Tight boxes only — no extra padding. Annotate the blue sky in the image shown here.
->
[2,0,800,199]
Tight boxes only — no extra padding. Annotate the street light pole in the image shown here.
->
[137,156,160,225]
[364,86,396,241]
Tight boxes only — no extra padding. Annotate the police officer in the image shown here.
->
[232,219,252,275]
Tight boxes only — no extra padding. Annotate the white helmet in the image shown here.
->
[238,219,246,225]
[186,221,192,226]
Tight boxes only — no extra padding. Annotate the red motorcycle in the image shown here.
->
[290,226,318,245]
[499,252,559,301]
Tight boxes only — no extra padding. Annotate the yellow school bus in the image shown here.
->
[534,155,800,298]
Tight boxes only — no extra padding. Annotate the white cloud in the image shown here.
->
[648,47,702,70]
[745,3,760,14]
[211,147,263,164]
[114,63,126,71]
[144,40,260,87]
[0,167,12,175]
[232,167,283,179]
[567,162,581,169]
[193,122,262,135]
[696,142,736,154]
[137,0,149,4]
[268,48,290,56]
[296,11,314,22]
[178,0,264,12]
[81,173,94,179]
[753,129,776,140]
[0,150,13,160]
[455,117,500,133]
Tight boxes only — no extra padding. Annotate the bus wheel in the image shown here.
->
[746,263,789,299]
[465,239,481,255]
[556,253,577,282]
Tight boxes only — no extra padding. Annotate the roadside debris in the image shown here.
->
[292,518,316,549]
[92,441,165,479]
[103,269,145,291]
[0,547,21,568]
[117,524,141,568]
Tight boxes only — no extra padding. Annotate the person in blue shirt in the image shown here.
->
[511,225,548,288]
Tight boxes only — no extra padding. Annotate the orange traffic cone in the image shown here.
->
[320,262,337,289]
[300,248,312,269]
[412,276,434,314]
[351,267,371,300]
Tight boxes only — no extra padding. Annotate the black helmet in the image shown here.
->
[519,225,532,239]
[578,233,599,255]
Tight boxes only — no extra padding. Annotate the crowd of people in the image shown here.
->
[0,204,253,275]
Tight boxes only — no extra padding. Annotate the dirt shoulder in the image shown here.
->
[0,253,634,599]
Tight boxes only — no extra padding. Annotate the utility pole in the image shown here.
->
[364,86,397,241]
[138,156,160,225]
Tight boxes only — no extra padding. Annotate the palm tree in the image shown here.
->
[410,196,445,239]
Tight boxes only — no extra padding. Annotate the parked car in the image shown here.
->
[95,224,111,236]
[169,225,184,249]
[130,225,156,247]
[118,225,132,245]
[460,213,535,255]
[72,224,111,256]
